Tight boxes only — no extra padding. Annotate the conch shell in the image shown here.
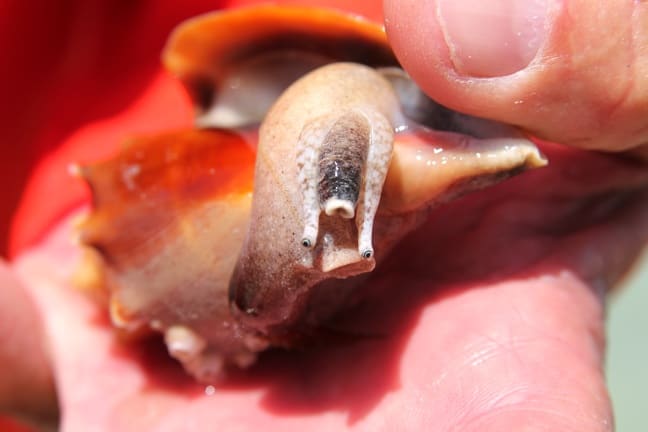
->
[75,6,546,382]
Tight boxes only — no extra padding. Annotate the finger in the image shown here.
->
[0,261,58,428]
[383,0,648,153]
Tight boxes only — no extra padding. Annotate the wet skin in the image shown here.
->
[2,0,648,431]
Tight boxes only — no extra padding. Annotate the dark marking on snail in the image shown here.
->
[318,113,370,219]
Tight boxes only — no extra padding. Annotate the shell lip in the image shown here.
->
[162,5,397,129]
[378,124,548,216]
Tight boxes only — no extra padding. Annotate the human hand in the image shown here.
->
[3,1,648,431]
[384,0,648,156]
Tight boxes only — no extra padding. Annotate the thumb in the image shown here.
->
[384,0,648,154]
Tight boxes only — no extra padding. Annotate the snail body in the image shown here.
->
[230,63,400,328]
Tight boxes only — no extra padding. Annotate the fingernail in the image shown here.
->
[437,0,548,77]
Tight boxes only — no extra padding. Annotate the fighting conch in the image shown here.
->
[75,6,546,382]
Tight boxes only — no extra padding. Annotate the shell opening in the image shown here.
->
[380,67,528,140]
[196,52,332,129]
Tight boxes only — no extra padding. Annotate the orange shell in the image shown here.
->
[77,130,254,333]
[79,129,254,256]
[162,6,397,111]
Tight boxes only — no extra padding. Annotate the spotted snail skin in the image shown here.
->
[76,6,548,382]
[297,72,396,262]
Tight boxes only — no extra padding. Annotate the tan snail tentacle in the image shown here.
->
[355,108,393,259]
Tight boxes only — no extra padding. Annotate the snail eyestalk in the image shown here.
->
[297,109,393,258]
